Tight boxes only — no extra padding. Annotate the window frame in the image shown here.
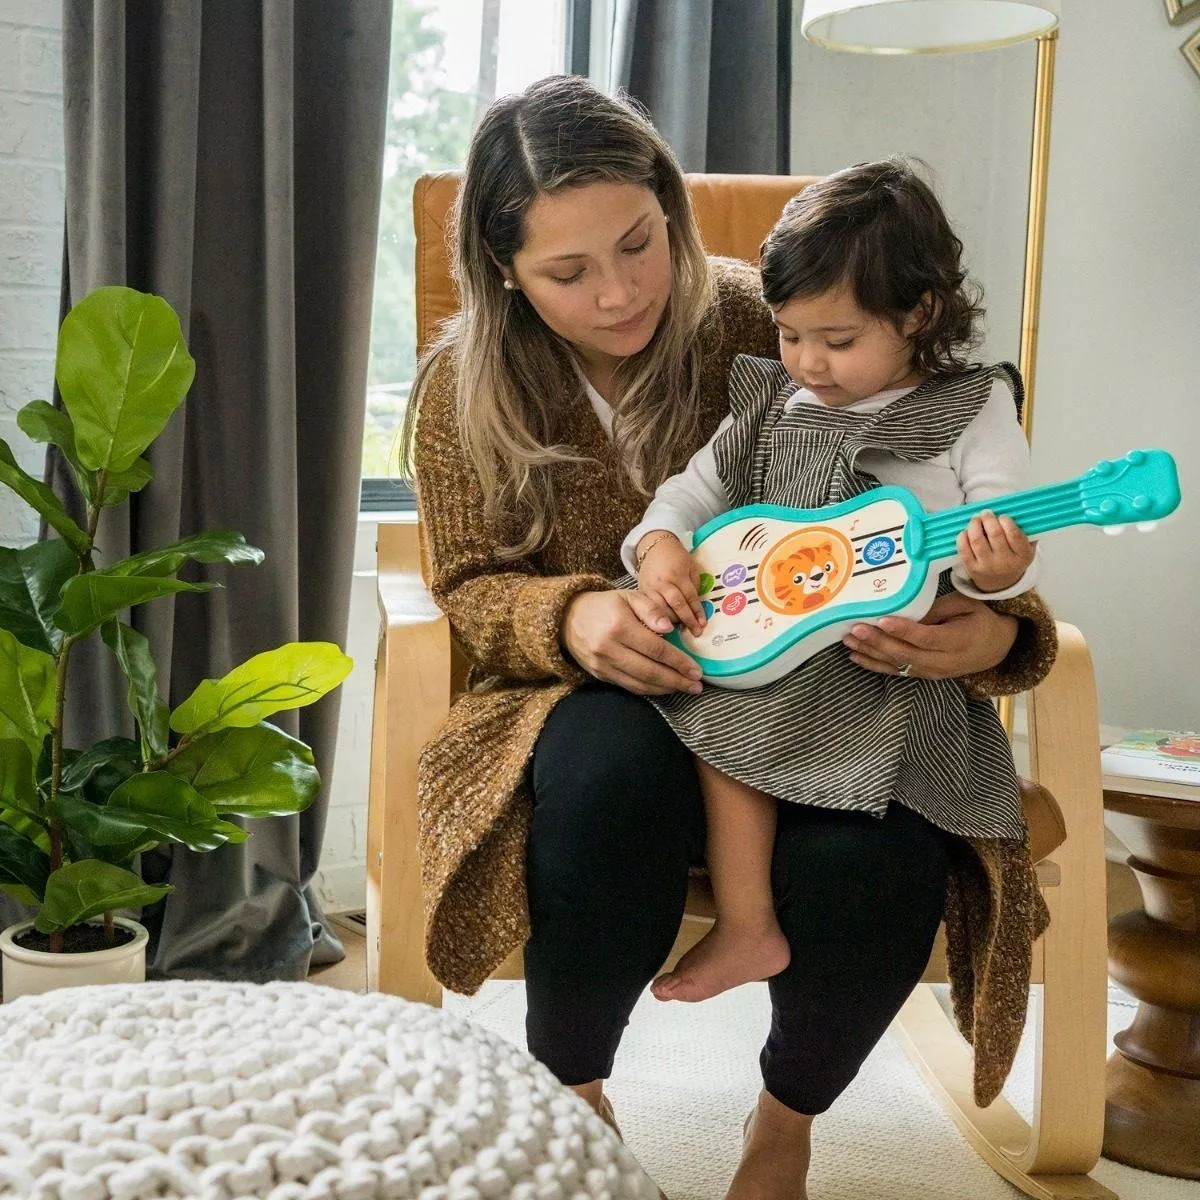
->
[358,1,594,513]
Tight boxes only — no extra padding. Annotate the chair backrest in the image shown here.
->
[412,171,821,356]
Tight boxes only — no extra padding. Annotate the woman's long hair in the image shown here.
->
[401,74,713,559]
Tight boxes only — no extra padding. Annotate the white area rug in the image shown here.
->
[445,980,1199,1200]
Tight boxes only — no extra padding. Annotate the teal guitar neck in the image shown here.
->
[667,449,1181,691]
[907,448,1180,565]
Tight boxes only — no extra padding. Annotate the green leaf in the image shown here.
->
[20,401,157,509]
[0,539,78,655]
[0,820,50,901]
[58,737,141,798]
[0,627,56,759]
[101,622,170,760]
[170,642,352,736]
[104,531,265,579]
[96,456,155,507]
[56,287,195,475]
[62,815,157,868]
[0,738,42,821]
[163,722,320,816]
[0,439,91,556]
[1,807,49,853]
[56,792,151,847]
[54,573,218,638]
[17,400,78,454]
[35,860,173,933]
[105,772,247,849]
[16,399,88,485]
[57,783,245,855]
[0,882,40,907]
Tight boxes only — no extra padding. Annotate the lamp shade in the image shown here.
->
[801,0,1059,54]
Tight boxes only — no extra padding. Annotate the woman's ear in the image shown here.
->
[484,243,517,290]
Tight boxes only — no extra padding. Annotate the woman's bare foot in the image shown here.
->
[573,1083,670,1200]
[651,918,790,1002]
[726,1089,813,1200]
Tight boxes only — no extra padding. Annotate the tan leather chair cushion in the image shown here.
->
[1021,778,1066,864]
[412,172,821,356]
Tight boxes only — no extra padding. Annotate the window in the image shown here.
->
[361,0,577,510]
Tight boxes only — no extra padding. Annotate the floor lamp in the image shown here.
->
[799,0,1059,736]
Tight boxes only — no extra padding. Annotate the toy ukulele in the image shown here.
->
[668,449,1181,690]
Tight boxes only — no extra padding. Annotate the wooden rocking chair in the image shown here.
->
[365,172,1115,1200]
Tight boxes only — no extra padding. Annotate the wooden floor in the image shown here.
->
[307,912,368,992]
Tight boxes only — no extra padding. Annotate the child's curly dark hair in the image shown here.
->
[760,158,985,377]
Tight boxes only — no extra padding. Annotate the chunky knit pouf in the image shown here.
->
[0,980,657,1200]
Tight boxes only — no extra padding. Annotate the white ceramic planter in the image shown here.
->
[0,918,148,1002]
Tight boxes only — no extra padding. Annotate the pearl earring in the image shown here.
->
[502,278,517,291]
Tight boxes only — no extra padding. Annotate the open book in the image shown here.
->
[1102,730,1200,793]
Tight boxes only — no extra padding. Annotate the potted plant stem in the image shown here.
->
[0,285,351,1001]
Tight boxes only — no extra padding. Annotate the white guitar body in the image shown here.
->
[667,489,941,690]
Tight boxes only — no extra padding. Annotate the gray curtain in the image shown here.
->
[30,0,392,980]
[611,0,792,173]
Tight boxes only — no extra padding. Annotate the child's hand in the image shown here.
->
[636,531,707,636]
[957,511,1034,594]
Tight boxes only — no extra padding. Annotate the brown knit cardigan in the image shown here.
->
[413,258,1055,1106]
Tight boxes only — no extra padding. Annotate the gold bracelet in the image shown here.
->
[635,531,678,571]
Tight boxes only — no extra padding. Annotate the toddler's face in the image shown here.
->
[771,286,923,406]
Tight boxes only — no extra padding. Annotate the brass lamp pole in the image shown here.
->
[1019,28,1057,443]
[799,0,1061,735]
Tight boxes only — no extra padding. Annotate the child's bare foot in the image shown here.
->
[651,918,790,1002]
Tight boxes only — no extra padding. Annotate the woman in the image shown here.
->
[404,75,1055,1199]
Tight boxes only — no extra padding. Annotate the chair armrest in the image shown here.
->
[366,521,450,1004]
[1022,621,1109,1168]
[1027,623,1104,856]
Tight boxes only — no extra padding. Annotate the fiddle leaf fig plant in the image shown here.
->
[0,286,352,952]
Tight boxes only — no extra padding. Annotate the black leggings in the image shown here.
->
[525,683,950,1116]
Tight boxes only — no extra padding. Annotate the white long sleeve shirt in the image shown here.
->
[608,376,1040,600]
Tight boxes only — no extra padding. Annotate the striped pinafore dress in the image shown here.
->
[649,354,1026,841]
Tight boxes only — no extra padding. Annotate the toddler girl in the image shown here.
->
[622,158,1038,1003]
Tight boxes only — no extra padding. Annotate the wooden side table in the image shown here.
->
[1102,777,1200,1178]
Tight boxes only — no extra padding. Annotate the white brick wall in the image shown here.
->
[0,3,63,548]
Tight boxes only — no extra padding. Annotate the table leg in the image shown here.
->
[1103,809,1200,1178]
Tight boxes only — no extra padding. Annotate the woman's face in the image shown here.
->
[508,181,673,385]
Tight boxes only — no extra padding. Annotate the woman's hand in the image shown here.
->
[841,591,1018,680]
[561,590,705,696]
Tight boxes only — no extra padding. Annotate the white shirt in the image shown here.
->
[609,376,1040,600]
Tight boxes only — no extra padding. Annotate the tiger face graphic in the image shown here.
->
[769,541,841,614]
[757,525,853,617]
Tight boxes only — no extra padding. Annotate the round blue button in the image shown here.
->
[863,536,896,566]
[701,600,714,620]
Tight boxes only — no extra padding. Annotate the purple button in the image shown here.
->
[721,563,747,588]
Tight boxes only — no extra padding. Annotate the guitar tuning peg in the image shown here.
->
[1136,521,1159,533]
[1102,525,1127,536]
